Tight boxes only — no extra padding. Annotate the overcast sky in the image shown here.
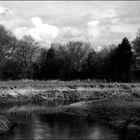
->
[0,1,140,50]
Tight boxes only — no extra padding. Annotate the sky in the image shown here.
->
[0,1,140,51]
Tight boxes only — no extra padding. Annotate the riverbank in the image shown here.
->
[0,80,137,104]
[62,91,140,139]
[1,80,140,137]
[1,92,140,138]
[0,115,16,135]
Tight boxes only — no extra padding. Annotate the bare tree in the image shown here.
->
[57,41,91,78]
[15,35,39,78]
[0,25,17,79]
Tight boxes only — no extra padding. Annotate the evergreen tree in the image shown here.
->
[110,37,133,81]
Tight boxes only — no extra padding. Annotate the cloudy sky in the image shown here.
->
[0,1,140,50]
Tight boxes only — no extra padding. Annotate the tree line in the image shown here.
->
[0,24,140,82]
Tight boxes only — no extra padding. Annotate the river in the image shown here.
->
[0,102,139,140]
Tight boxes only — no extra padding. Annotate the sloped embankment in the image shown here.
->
[0,115,16,135]
[0,80,139,136]
[0,83,131,104]
[61,91,140,139]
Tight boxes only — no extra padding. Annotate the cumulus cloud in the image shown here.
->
[87,19,111,40]
[86,8,139,45]
[85,8,117,42]
[1,2,140,48]
[30,17,59,43]
[14,16,59,43]
[86,9,116,40]
[0,6,5,14]
[14,27,29,39]
[0,6,25,31]
[96,46,102,52]
[61,27,81,38]
[0,6,13,15]
[87,20,100,38]
[54,26,87,43]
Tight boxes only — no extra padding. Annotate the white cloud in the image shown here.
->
[30,16,59,43]
[14,27,29,39]
[96,45,102,52]
[87,20,100,38]
[14,16,59,43]
[0,2,140,48]
[111,24,139,34]
[0,6,5,14]
[89,9,116,20]
[61,27,81,37]
[86,9,116,40]
[111,18,119,24]
[87,9,117,39]
[31,16,42,27]
[0,6,23,30]
[101,9,116,18]
[0,6,13,15]
[88,20,99,26]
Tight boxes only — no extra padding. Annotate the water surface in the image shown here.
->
[0,102,138,140]
[0,113,119,139]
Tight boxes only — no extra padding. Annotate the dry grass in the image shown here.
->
[0,115,15,135]
[0,80,138,104]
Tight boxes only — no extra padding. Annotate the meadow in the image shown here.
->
[0,79,137,104]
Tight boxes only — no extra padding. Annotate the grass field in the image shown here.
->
[0,79,138,104]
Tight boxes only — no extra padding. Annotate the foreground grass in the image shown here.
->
[0,80,137,104]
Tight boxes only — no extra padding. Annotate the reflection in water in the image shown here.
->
[0,113,119,140]
[89,126,118,139]
[39,114,119,139]
[1,102,139,140]
[31,116,51,139]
